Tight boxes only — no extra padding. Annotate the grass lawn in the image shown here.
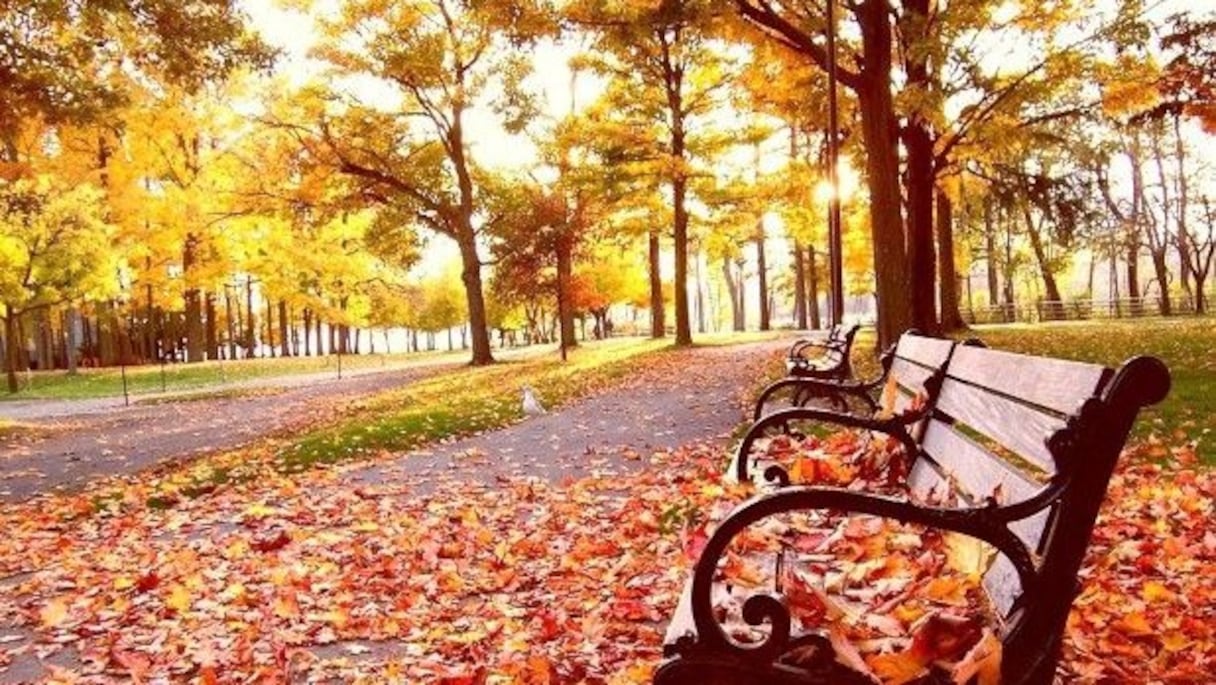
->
[0,348,465,401]
[850,318,1214,463]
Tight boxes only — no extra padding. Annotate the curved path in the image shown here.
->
[0,363,461,502]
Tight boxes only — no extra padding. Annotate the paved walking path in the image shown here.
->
[0,363,461,502]
[0,337,788,683]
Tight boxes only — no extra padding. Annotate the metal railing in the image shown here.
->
[962,292,1216,324]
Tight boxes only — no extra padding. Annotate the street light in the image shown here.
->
[825,0,844,326]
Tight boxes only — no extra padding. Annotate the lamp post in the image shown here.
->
[826,0,845,326]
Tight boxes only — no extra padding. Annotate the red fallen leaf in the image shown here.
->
[910,612,985,662]
[610,598,653,621]
[682,523,708,561]
[111,646,151,682]
[535,609,562,641]
[251,528,291,553]
[134,571,160,593]
[199,665,219,685]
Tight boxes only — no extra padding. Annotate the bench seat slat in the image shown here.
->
[934,378,1061,473]
[947,345,1108,414]
[894,335,954,368]
[919,420,1042,501]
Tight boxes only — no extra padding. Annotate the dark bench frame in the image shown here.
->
[657,338,1170,685]
[784,323,860,382]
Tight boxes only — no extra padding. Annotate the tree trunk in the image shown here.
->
[755,219,770,331]
[265,297,275,357]
[302,308,312,357]
[855,0,913,348]
[183,236,204,362]
[205,292,218,360]
[455,228,494,364]
[936,189,964,330]
[245,276,256,357]
[904,118,938,333]
[556,233,577,349]
[5,305,18,393]
[65,308,79,374]
[225,290,236,360]
[722,257,743,332]
[807,246,821,330]
[279,300,290,357]
[648,229,665,337]
[1023,206,1063,319]
[984,202,999,307]
[792,240,808,329]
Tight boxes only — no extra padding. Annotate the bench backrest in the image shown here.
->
[882,332,955,418]
[905,343,1169,673]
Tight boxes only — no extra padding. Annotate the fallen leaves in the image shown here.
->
[0,398,1210,682]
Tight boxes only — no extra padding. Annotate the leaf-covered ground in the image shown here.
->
[0,329,1212,683]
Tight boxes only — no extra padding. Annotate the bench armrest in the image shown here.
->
[684,486,1036,663]
[734,406,922,484]
[752,377,882,421]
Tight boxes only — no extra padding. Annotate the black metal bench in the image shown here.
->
[657,339,1170,684]
[753,330,951,422]
[785,324,860,382]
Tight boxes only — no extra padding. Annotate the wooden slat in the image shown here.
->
[908,461,952,502]
[984,553,1022,619]
[894,334,955,368]
[888,358,935,396]
[948,345,1109,414]
[919,421,1042,502]
[935,379,1063,473]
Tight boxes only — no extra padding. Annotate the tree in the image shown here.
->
[288,0,553,365]
[569,0,735,346]
[0,177,116,391]
[0,0,271,154]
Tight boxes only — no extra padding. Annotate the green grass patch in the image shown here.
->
[277,338,673,472]
[966,319,1215,463]
[1,349,462,401]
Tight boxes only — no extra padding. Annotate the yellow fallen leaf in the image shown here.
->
[1115,612,1154,637]
[165,584,192,613]
[40,598,70,628]
[943,532,994,580]
[867,650,928,685]
[1141,581,1174,603]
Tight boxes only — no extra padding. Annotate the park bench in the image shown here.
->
[784,323,861,382]
[753,330,951,422]
[656,337,1170,684]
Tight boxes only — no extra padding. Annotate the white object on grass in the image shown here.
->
[522,386,547,416]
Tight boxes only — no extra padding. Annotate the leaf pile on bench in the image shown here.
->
[694,438,1003,683]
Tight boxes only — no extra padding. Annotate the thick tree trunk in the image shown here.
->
[855,0,913,348]
[904,120,938,333]
[455,229,494,364]
[936,189,964,330]
[556,233,577,349]
[648,229,664,337]
[755,219,770,331]
[673,177,692,346]
[265,298,275,357]
[792,240,808,329]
